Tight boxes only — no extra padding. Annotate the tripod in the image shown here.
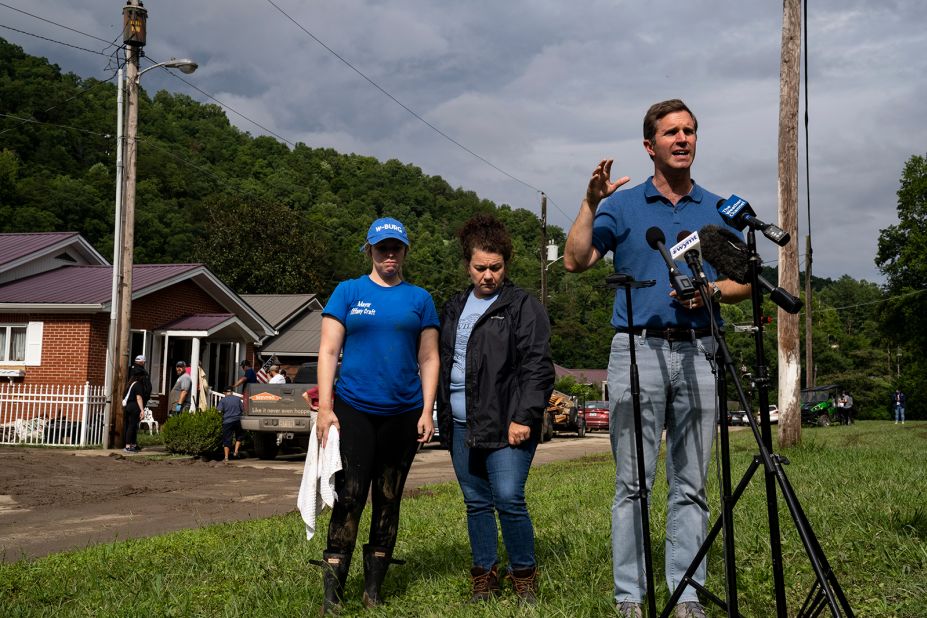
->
[663,230,854,617]
[606,272,659,617]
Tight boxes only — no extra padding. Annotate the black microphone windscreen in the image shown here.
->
[645,227,665,250]
[676,230,692,243]
[699,225,751,284]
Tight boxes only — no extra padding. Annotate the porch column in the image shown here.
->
[190,337,201,409]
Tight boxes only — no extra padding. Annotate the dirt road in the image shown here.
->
[0,434,612,562]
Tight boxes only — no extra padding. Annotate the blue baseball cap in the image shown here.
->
[363,217,410,249]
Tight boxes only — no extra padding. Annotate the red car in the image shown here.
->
[583,401,610,431]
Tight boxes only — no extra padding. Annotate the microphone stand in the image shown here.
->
[606,273,657,618]
[663,231,854,617]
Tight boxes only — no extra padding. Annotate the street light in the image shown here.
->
[104,0,198,448]
[137,58,198,80]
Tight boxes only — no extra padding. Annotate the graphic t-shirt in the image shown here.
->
[450,291,499,423]
[323,275,439,415]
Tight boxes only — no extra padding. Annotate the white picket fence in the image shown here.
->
[0,383,107,447]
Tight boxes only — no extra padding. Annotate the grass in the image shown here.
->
[1,421,925,616]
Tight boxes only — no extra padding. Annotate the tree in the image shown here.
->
[875,153,927,419]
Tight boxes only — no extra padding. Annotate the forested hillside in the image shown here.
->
[1,38,921,418]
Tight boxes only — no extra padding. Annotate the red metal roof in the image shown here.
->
[155,313,236,331]
[0,232,79,267]
[0,264,202,304]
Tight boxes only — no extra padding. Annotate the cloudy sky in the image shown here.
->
[3,0,926,283]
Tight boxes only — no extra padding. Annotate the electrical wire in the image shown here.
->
[263,0,545,197]
[0,23,110,56]
[5,3,563,228]
[0,111,112,138]
[140,55,296,148]
[0,2,119,48]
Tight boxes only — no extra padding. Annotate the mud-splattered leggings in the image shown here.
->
[326,396,421,554]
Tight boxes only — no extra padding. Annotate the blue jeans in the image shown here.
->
[607,331,717,604]
[895,404,905,422]
[451,423,538,570]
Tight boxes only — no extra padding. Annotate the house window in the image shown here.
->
[0,325,27,362]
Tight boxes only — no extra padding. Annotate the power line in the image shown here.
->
[263,0,545,197]
[6,3,560,232]
[731,288,926,327]
[0,23,110,57]
[141,55,297,148]
[0,111,112,138]
[0,1,118,47]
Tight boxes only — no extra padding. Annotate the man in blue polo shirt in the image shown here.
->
[564,99,751,618]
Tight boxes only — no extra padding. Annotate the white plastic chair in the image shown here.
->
[140,408,159,434]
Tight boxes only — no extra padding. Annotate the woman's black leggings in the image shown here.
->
[123,404,140,445]
[326,396,421,554]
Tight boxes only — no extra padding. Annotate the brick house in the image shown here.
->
[0,232,274,423]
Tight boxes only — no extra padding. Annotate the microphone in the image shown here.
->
[717,195,791,247]
[671,230,707,283]
[645,226,695,300]
[699,225,803,314]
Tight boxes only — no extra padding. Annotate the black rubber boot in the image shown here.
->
[362,544,405,608]
[311,551,351,615]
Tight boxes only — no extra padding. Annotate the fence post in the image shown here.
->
[80,382,90,446]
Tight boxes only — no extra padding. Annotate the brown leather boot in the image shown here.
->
[469,564,501,602]
[507,566,539,604]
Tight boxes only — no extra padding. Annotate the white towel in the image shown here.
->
[297,423,342,540]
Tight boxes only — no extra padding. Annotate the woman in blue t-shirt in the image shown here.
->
[314,217,439,613]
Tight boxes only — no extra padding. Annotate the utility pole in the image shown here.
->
[102,68,125,449]
[540,192,548,307]
[802,0,814,393]
[110,0,147,448]
[777,0,802,448]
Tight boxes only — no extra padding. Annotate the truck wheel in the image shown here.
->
[577,418,586,438]
[541,413,553,443]
[817,413,831,428]
[253,433,279,460]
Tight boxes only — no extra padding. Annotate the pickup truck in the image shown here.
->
[240,363,317,460]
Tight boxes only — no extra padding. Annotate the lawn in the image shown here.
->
[1,421,924,617]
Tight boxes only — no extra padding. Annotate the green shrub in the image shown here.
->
[162,408,222,457]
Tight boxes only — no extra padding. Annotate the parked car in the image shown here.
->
[583,401,610,431]
[755,405,779,425]
[727,410,750,426]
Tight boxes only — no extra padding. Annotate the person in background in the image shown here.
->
[233,359,258,394]
[217,386,245,462]
[122,365,146,453]
[281,368,291,383]
[302,386,320,412]
[437,213,555,604]
[893,389,906,424]
[313,216,440,613]
[268,364,286,384]
[169,361,192,416]
[836,392,848,425]
[843,391,854,425]
[563,99,751,617]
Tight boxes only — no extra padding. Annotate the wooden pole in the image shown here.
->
[777,0,802,448]
[111,29,141,448]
